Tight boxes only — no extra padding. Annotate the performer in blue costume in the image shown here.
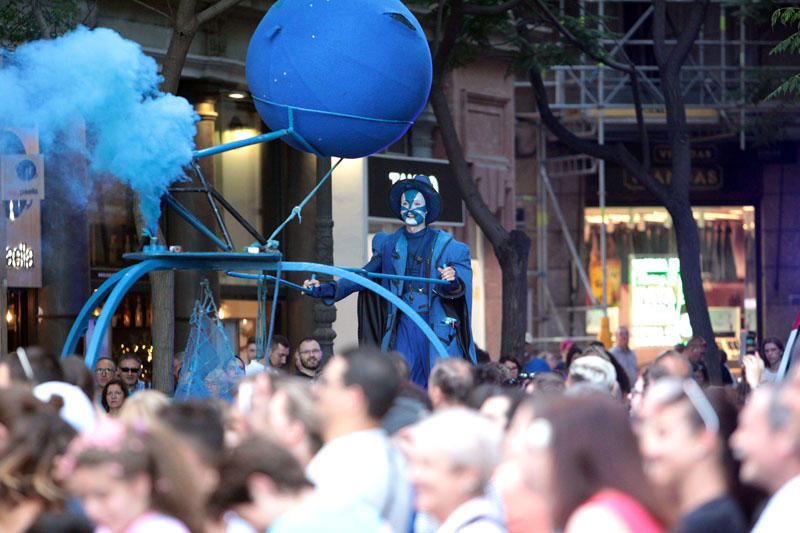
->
[304,175,476,387]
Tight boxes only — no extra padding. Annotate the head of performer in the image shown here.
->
[389,174,442,231]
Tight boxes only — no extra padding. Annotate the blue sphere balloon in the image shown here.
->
[246,0,433,158]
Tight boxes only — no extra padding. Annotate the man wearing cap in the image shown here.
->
[304,175,475,388]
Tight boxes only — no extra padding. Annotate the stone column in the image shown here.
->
[39,130,90,356]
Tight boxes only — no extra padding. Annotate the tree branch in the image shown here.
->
[429,82,509,247]
[463,0,521,16]
[132,0,173,22]
[666,0,710,72]
[433,0,465,77]
[652,0,667,67]
[527,65,669,203]
[31,0,50,39]
[532,0,633,74]
[197,0,246,25]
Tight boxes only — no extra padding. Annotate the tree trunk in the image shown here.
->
[150,269,175,393]
[313,156,336,360]
[498,230,531,361]
[148,0,197,393]
[160,0,199,94]
[667,199,720,384]
[428,81,529,361]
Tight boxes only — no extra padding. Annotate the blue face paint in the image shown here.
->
[399,189,427,226]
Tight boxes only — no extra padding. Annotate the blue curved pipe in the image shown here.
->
[65,256,448,370]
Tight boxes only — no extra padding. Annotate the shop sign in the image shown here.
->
[367,154,465,225]
[623,166,722,191]
[0,154,45,200]
[629,256,685,347]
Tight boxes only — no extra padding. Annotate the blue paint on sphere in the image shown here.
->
[246,0,433,158]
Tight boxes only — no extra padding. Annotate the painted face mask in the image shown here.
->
[399,188,427,226]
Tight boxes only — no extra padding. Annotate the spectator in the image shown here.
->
[309,347,411,533]
[760,337,784,383]
[65,419,203,533]
[264,376,323,467]
[523,351,550,375]
[173,351,185,386]
[567,354,618,396]
[405,409,505,532]
[652,350,693,380]
[0,410,77,532]
[499,357,521,380]
[118,390,170,427]
[0,346,64,387]
[429,359,474,410]
[526,372,566,395]
[640,378,746,533]
[242,337,258,365]
[730,384,800,532]
[475,362,511,386]
[531,395,667,532]
[117,354,146,393]
[542,351,566,375]
[160,401,226,501]
[477,386,526,429]
[213,435,385,533]
[101,378,128,416]
[246,335,291,375]
[684,337,709,385]
[210,435,314,532]
[54,355,93,401]
[92,357,116,402]
[610,326,638,384]
[293,337,322,380]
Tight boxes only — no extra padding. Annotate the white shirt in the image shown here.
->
[307,428,412,533]
[752,475,800,533]
[244,360,265,376]
[437,497,506,533]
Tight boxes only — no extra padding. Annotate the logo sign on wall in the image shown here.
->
[367,154,465,225]
[0,154,45,200]
[0,148,43,288]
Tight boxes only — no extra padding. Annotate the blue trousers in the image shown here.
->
[395,314,431,389]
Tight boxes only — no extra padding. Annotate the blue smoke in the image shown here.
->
[0,26,198,234]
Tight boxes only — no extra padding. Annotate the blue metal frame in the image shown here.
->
[63,254,449,369]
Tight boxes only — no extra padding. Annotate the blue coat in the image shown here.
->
[324,228,476,367]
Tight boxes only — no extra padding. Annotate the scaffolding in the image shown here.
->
[519,0,797,344]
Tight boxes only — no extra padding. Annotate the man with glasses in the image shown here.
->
[118,354,146,393]
[94,357,117,402]
[293,337,322,380]
[639,378,746,532]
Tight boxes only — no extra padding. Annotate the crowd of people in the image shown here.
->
[0,331,798,533]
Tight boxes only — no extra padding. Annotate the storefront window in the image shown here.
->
[584,206,756,362]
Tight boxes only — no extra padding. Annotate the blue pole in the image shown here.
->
[62,268,130,357]
[163,195,231,251]
[226,271,311,293]
[339,267,450,286]
[192,129,291,159]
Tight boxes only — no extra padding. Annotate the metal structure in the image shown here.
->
[62,123,451,370]
[521,0,794,343]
